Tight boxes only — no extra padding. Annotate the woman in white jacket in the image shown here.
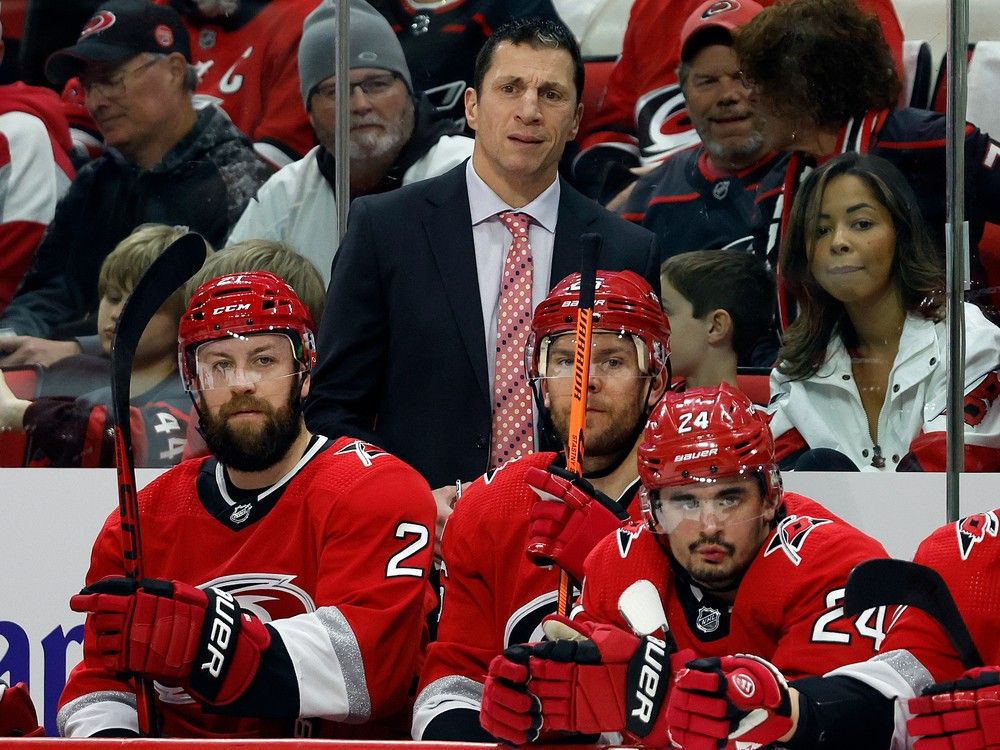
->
[768,152,1000,471]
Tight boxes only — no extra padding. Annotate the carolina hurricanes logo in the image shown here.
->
[702,0,742,18]
[956,511,999,560]
[617,524,643,558]
[334,440,388,467]
[80,11,116,39]
[155,573,314,704]
[764,514,832,566]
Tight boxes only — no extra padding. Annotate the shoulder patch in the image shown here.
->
[763,514,832,566]
[956,510,1000,560]
[617,524,644,558]
[334,440,389,468]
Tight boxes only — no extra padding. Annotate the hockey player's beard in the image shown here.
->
[201,392,301,472]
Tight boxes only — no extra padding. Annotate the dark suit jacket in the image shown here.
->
[304,162,660,488]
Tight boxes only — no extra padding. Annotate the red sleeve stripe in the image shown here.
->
[649,192,700,205]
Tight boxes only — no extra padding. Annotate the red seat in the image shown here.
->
[736,368,770,406]
[579,56,617,143]
[0,365,43,467]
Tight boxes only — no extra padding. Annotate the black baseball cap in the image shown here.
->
[45,0,191,85]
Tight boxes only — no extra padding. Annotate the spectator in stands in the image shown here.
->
[768,153,1000,472]
[735,0,1000,327]
[0,17,76,315]
[0,0,268,367]
[0,224,210,467]
[616,0,783,263]
[661,249,774,386]
[571,0,904,202]
[155,0,319,168]
[367,0,563,123]
[227,0,474,284]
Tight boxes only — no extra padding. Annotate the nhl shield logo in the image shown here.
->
[713,180,730,200]
[200,29,217,49]
[696,605,721,633]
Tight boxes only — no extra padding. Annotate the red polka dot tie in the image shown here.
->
[490,211,535,467]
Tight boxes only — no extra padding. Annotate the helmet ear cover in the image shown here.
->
[178,272,316,393]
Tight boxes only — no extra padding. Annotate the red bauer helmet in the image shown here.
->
[529,269,670,378]
[638,383,781,530]
[178,271,317,392]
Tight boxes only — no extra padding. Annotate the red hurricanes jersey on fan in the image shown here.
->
[880,510,1000,683]
[59,435,436,739]
[414,452,642,737]
[158,0,316,162]
[577,493,890,679]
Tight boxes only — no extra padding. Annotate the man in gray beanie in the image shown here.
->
[228,0,473,284]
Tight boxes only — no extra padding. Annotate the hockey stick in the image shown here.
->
[557,233,602,616]
[110,232,207,736]
[844,558,983,670]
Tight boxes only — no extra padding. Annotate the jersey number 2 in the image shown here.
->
[386,522,430,578]
[811,587,887,651]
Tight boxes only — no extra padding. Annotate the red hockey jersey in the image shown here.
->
[879,509,1000,683]
[413,451,642,739]
[577,493,890,679]
[58,435,436,739]
[158,0,317,164]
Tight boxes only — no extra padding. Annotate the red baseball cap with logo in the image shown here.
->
[679,0,764,63]
[45,0,191,84]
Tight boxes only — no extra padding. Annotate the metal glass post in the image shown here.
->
[335,0,351,242]
[945,0,970,522]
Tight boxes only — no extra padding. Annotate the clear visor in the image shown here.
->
[188,332,305,393]
[640,472,772,535]
[532,331,656,380]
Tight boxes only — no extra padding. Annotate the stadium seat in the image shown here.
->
[901,39,932,108]
[736,367,770,406]
[579,56,617,144]
[0,365,43,467]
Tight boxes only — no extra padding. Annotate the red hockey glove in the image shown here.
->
[0,682,44,737]
[908,667,1000,750]
[481,648,542,744]
[667,654,793,750]
[524,465,629,580]
[71,576,271,706]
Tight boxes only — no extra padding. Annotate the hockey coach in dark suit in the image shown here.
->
[305,17,660,500]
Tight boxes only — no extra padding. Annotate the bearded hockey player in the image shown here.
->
[412,270,670,740]
[662,507,1000,750]
[481,383,890,745]
[59,271,436,738]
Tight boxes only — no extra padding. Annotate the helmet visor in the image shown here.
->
[640,474,772,535]
[188,332,305,393]
[532,331,657,380]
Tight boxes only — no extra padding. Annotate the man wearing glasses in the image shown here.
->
[0,0,268,364]
[228,0,474,286]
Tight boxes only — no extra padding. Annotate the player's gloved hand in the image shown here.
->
[667,654,793,750]
[71,576,271,706]
[908,666,1000,750]
[524,465,629,579]
[481,647,542,744]
[0,681,44,737]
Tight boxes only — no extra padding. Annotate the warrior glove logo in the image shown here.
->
[625,635,670,737]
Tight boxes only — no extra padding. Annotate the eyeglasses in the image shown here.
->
[313,73,399,103]
[80,56,163,99]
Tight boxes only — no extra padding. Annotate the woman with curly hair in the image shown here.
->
[734,0,1000,326]
[767,153,1000,472]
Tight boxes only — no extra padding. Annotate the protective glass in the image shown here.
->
[188,332,304,393]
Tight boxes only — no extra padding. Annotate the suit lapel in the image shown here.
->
[550,179,598,288]
[422,165,491,402]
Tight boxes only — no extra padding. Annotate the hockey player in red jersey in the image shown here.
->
[480,383,890,745]
[59,271,437,738]
[662,510,1000,750]
[412,270,671,741]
